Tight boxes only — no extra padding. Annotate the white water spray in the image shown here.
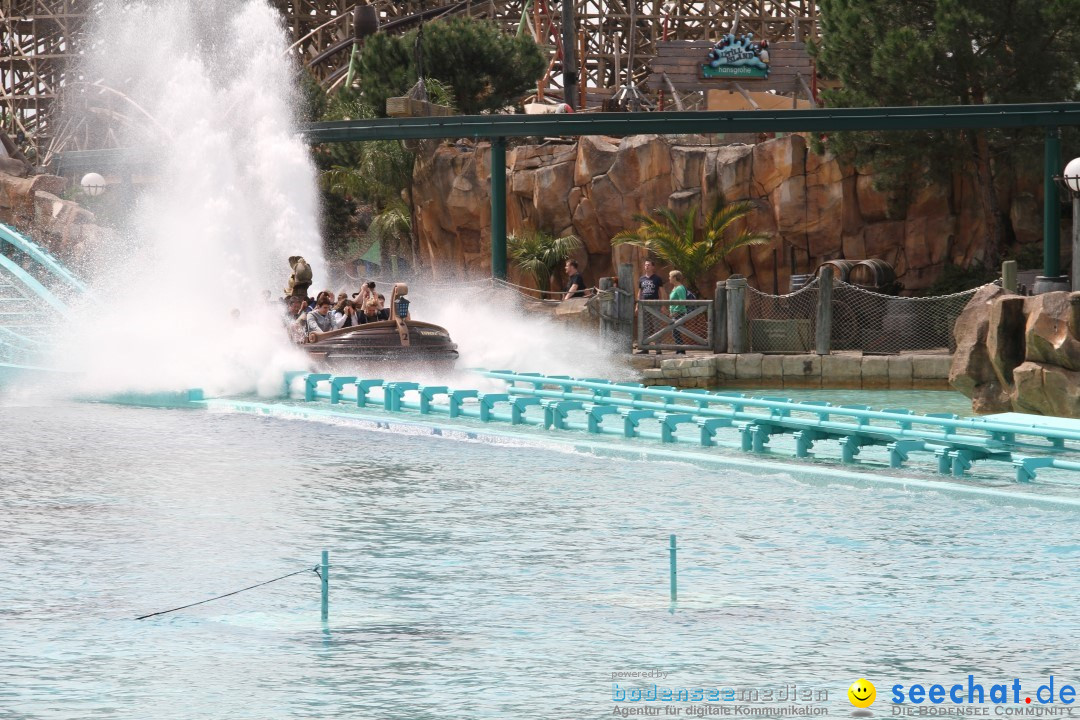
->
[52,0,321,396]
[46,0,629,397]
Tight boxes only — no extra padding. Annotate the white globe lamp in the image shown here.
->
[1065,157,1080,293]
[1064,157,1080,195]
[80,172,106,197]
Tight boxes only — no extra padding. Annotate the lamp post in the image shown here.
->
[1036,128,1069,294]
[1063,157,1080,292]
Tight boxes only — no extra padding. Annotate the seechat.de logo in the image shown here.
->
[849,679,877,708]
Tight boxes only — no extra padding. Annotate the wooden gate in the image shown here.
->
[637,299,714,351]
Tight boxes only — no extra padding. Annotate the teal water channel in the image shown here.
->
[1,397,1078,719]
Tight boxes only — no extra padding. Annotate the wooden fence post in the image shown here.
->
[1002,260,1018,294]
[816,265,833,355]
[599,276,614,339]
[618,263,635,352]
[726,276,748,354]
[713,280,727,354]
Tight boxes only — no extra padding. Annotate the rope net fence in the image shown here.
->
[746,278,819,353]
[829,281,982,354]
[746,279,989,354]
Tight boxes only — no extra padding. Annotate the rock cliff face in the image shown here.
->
[0,171,110,262]
[950,288,1080,417]
[412,134,1047,293]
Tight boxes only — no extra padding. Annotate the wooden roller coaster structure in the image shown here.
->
[1,0,819,157]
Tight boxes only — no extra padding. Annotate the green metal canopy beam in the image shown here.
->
[54,102,1080,284]
[302,102,1080,143]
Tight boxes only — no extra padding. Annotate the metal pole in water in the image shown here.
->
[669,534,677,603]
[321,550,329,622]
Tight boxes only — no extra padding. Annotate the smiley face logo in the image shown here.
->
[848,679,876,708]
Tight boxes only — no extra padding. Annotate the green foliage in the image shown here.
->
[811,0,1080,267]
[317,89,415,209]
[1005,241,1045,271]
[295,66,328,124]
[922,262,999,296]
[320,189,360,262]
[611,201,772,296]
[356,17,547,116]
[367,198,414,266]
[508,230,584,295]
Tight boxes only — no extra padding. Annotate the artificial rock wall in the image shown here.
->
[0,170,110,262]
[951,286,1080,417]
[412,134,1046,293]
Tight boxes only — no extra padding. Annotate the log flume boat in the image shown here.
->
[302,283,459,370]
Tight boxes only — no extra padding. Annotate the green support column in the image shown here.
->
[1044,128,1062,278]
[490,137,507,280]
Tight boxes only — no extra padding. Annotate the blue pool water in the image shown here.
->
[2,400,1078,719]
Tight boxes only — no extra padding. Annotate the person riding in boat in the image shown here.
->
[334,298,361,328]
[306,298,347,335]
[376,294,391,321]
[352,281,376,307]
[358,296,382,324]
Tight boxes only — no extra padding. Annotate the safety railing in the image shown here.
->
[0,223,85,369]
[280,369,1080,482]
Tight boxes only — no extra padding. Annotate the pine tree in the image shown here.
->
[812,0,1080,269]
[356,17,547,117]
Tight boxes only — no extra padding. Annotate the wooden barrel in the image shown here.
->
[815,259,856,282]
[849,259,897,290]
[789,273,813,292]
[354,4,379,40]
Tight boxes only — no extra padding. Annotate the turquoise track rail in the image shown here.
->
[0,222,84,370]
[272,370,1080,483]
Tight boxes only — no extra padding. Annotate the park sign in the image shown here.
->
[702,33,770,79]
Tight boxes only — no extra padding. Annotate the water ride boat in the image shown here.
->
[302,283,459,369]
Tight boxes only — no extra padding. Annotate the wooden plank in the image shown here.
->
[767,68,814,76]
[654,60,813,71]
[657,40,806,50]
[386,97,454,117]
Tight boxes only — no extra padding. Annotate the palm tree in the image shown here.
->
[508,230,584,297]
[611,200,772,295]
[366,198,413,273]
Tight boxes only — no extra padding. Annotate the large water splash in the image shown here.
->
[46,0,628,397]
[52,0,320,396]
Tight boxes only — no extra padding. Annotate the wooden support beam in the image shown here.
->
[733,83,760,110]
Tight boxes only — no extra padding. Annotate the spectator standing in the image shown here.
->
[668,270,688,355]
[563,260,586,300]
[636,259,667,354]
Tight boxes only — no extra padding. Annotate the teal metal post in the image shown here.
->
[320,550,329,622]
[1044,128,1062,278]
[490,137,507,280]
[669,534,677,602]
